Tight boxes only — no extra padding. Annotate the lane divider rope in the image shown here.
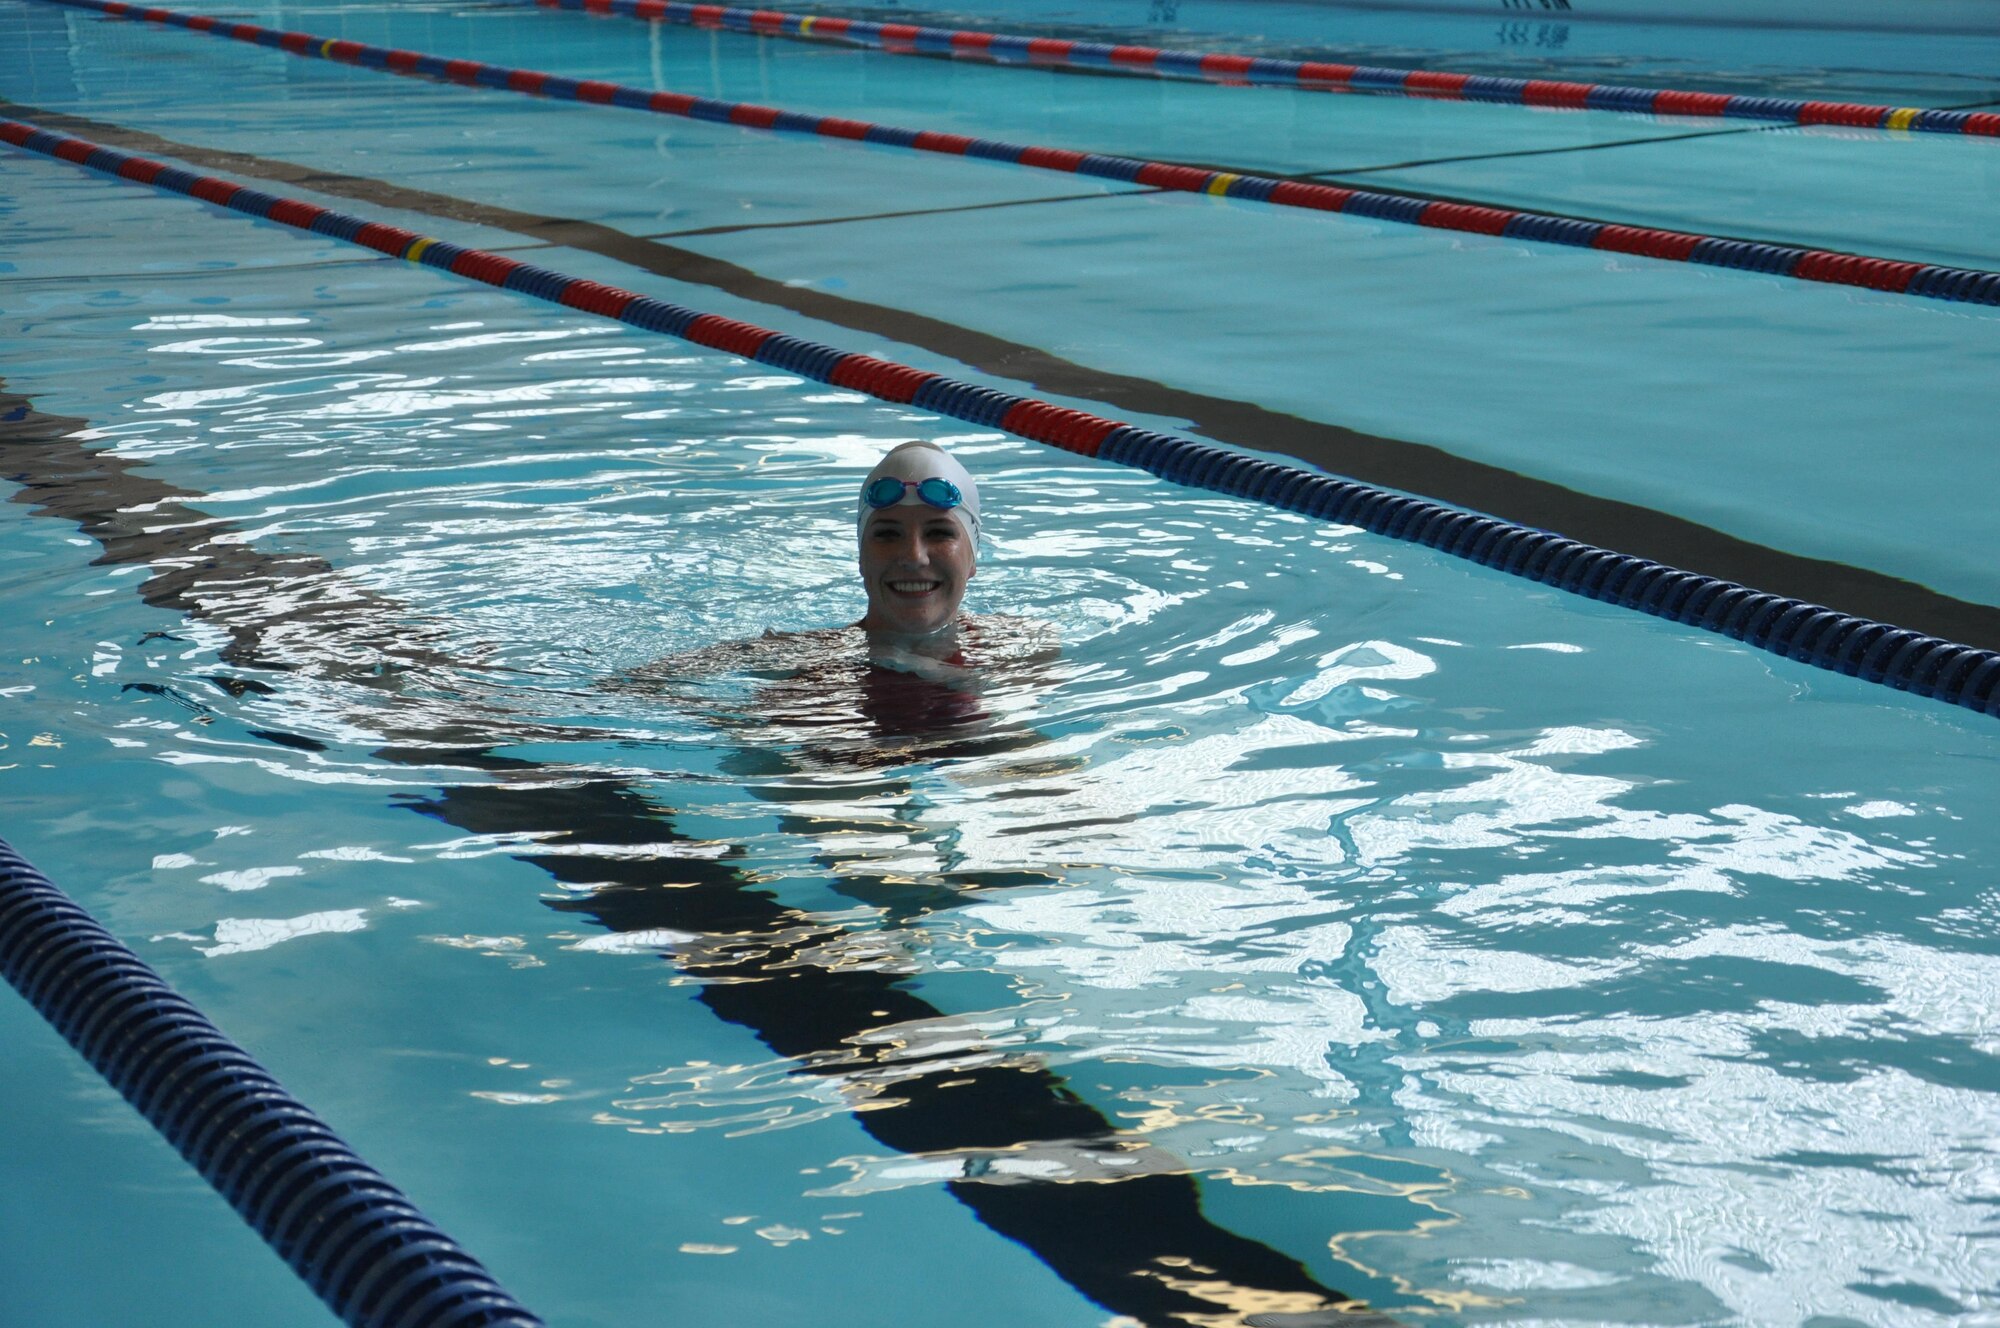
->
[5,113,1994,718]
[536,0,2000,140]
[0,835,546,1328]
[39,0,2000,310]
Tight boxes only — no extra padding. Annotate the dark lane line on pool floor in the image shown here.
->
[644,185,1153,238]
[653,128,1764,228]
[0,383,1413,1326]
[1298,123,1769,179]
[380,97,2000,241]
[1300,92,2000,181]
[5,95,1995,652]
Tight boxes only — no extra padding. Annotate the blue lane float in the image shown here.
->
[536,0,2000,141]
[2,114,1995,719]
[0,836,545,1328]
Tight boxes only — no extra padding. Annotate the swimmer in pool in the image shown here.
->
[632,440,1048,675]
[850,439,1056,680]
[619,439,1057,757]
[854,439,983,649]
[856,441,977,633]
[651,444,1070,875]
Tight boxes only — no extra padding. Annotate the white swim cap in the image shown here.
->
[857,440,981,543]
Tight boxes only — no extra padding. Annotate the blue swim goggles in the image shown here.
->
[865,476,964,511]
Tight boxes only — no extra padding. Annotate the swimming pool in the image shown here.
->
[3,0,1998,1323]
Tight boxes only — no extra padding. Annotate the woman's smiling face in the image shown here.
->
[857,507,975,637]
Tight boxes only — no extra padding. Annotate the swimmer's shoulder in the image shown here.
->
[958,612,1060,663]
[615,624,865,688]
[615,615,1052,690]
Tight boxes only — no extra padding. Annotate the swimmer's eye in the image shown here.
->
[868,520,960,541]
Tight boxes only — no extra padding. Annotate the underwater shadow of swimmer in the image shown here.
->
[597,636,1415,1326]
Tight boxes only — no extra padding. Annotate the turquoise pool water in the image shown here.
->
[3,1,1998,1324]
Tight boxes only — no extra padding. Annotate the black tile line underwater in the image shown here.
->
[643,184,1149,238]
[1301,91,2000,180]
[1300,123,1763,179]
[2,96,1994,651]
[0,384,1412,1325]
